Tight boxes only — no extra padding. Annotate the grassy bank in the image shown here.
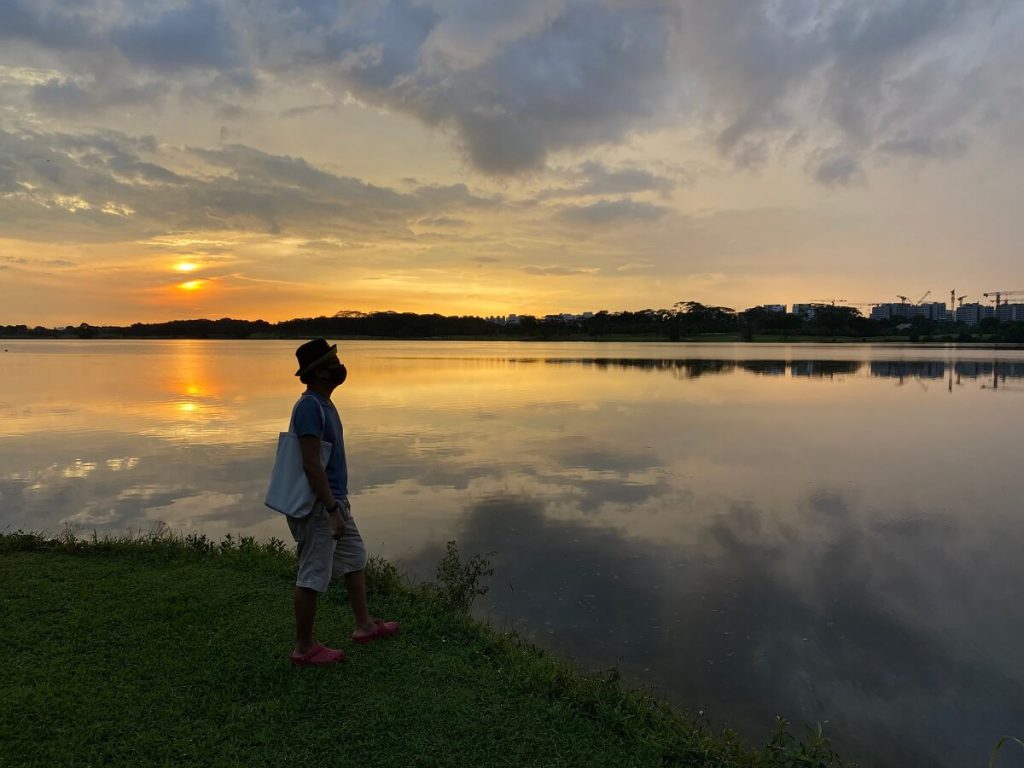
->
[0,530,849,768]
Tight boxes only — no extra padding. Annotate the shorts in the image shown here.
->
[287,499,368,593]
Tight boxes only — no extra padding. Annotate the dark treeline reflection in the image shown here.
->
[532,357,1024,383]
[529,358,858,378]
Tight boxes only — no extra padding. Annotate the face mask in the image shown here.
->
[324,363,347,386]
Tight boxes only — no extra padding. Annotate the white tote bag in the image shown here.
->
[265,396,333,517]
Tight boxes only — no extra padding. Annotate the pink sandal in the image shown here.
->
[352,619,400,644]
[290,643,347,666]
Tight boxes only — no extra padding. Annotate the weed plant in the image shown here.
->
[990,736,1024,767]
[434,540,495,614]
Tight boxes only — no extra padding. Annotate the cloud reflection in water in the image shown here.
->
[399,489,1024,768]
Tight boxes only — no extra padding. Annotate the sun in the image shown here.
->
[173,261,199,273]
[178,280,205,291]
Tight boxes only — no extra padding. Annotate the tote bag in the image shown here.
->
[265,396,333,517]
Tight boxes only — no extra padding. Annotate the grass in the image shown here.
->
[0,528,852,768]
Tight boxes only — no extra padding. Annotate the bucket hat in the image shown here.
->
[294,338,338,377]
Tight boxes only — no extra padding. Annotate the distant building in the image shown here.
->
[870,302,920,321]
[891,303,914,320]
[791,304,816,319]
[996,303,1024,322]
[956,302,996,325]
[749,304,786,313]
[913,302,949,321]
[539,312,592,323]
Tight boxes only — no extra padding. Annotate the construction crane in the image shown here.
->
[957,295,968,307]
[810,298,846,306]
[982,290,1024,309]
[896,295,910,304]
[836,302,879,317]
[915,290,931,305]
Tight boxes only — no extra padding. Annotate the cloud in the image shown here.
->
[0,0,97,51]
[111,2,248,73]
[218,103,256,121]
[878,133,969,158]
[0,0,1021,186]
[576,160,675,196]
[2,256,77,269]
[415,3,674,173]
[808,150,865,187]
[412,183,500,209]
[0,127,500,242]
[29,78,169,116]
[417,216,467,228]
[522,264,600,276]
[278,103,336,119]
[539,160,677,200]
[555,198,670,226]
[341,0,1000,182]
[682,1,1023,181]
[1,0,681,175]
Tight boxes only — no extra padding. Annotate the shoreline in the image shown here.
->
[3,334,1024,349]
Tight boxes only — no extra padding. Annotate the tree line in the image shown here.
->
[3,302,1024,342]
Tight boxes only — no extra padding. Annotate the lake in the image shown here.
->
[1,339,1022,767]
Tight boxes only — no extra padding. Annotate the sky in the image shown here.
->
[1,0,1023,326]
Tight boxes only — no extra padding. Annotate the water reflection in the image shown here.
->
[400,490,1024,768]
[534,356,1024,388]
[2,340,1024,768]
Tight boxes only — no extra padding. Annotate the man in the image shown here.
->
[287,338,398,666]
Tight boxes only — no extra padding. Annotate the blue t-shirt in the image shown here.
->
[292,391,348,499]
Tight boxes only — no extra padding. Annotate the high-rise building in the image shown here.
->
[870,302,914,321]
[791,304,816,318]
[913,302,949,321]
[956,303,996,325]
[996,303,1024,322]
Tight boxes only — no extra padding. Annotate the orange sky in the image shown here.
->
[1,2,1022,326]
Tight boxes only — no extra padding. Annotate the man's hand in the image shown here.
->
[328,504,346,540]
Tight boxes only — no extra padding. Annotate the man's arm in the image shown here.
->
[299,435,345,539]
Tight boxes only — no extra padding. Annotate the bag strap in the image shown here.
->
[288,394,327,437]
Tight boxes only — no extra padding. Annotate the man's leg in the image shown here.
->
[336,513,377,634]
[294,585,318,654]
[289,504,347,659]
[344,570,375,633]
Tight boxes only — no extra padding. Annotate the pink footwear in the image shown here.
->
[290,643,347,666]
[352,619,400,644]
